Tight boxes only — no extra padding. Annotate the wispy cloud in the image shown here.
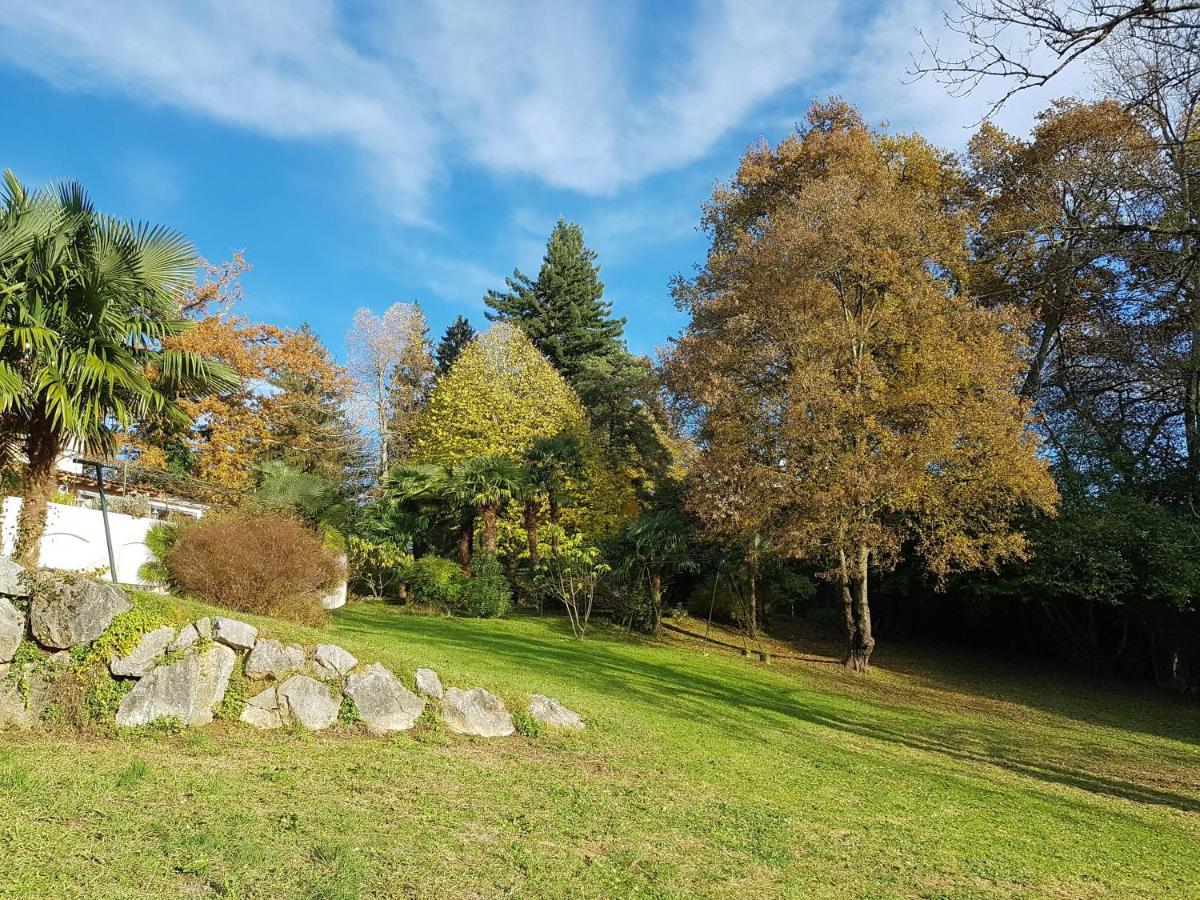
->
[0,0,1095,224]
[0,0,841,216]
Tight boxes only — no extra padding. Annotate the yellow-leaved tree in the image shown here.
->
[414,323,588,465]
[666,100,1059,671]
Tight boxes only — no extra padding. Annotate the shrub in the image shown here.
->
[406,556,465,610]
[108,493,152,518]
[454,554,512,618]
[346,535,411,601]
[138,520,179,586]
[165,509,340,624]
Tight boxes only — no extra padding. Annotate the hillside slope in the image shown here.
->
[2,598,1198,898]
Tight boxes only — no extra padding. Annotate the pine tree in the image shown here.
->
[435,314,476,375]
[485,218,625,382]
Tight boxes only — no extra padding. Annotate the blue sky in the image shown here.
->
[0,1,1086,359]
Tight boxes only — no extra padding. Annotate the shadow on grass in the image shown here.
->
[333,604,1200,816]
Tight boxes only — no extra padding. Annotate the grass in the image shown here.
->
[1,597,1198,899]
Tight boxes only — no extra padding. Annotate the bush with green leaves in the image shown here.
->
[347,535,411,601]
[406,556,465,609]
[454,554,512,618]
[139,520,180,586]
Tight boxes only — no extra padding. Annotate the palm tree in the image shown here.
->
[524,434,583,557]
[381,462,450,558]
[0,172,237,564]
[449,455,525,569]
[610,508,695,634]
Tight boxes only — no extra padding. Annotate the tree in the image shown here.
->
[914,1,1200,114]
[435,314,475,375]
[0,173,236,563]
[346,302,433,478]
[524,434,585,558]
[260,323,365,489]
[448,455,526,567]
[413,323,589,466]
[485,218,625,383]
[609,509,695,634]
[666,101,1059,670]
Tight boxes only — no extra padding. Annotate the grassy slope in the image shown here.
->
[1,598,1198,899]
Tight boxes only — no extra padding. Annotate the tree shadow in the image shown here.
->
[334,605,1200,816]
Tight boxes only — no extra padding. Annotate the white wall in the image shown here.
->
[1,497,349,607]
[1,497,157,585]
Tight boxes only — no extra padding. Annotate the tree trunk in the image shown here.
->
[841,545,874,672]
[746,553,759,639]
[524,498,539,568]
[457,510,474,574]
[482,504,498,555]
[548,491,561,556]
[649,571,663,635]
[376,369,390,479]
[15,423,61,568]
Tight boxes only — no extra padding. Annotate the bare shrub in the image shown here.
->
[165,509,340,625]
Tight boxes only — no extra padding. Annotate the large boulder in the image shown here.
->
[0,557,27,597]
[109,626,176,677]
[414,667,444,700]
[244,639,305,680]
[240,687,282,730]
[527,694,585,730]
[30,575,132,650]
[169,617,213,652]
[344,663,425,734]
[441,687,515,737]
[0,598,24,664]
[311,644,357,680]
[115,644,236,728]
[0,679,36,730]
[277,675,340,730]
[212,617,257,651]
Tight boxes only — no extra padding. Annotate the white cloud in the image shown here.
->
[830,0,1095,150]
[0,0,838,211]
[0,0,1099,220]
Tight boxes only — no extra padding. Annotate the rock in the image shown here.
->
[311,644,357,679]
[0,679,35,730]
[244,639,305,680]
[114,644,236,728]
[528,694,585,730]
[345,663,425,734]
[277,675,340,730]
[441,687,514,737]
[170,623,199,652]
[193,617,213,640]
[212,617,257,651]
[414,667,444,700]
[0,597,25,664]
[29,575,131,649]
[109,626,176,677]
[0,557,27,597]
[240,687,282,729]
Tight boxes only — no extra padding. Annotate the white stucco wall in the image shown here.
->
[1,497,349,606]
[2,497,157,585]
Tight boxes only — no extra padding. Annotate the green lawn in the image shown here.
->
[2,598,1198,899]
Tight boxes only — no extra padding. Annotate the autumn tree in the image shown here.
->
[260,323,365,488]
[666,101,1059,670]
[346,302,433,477]
[435,314,475,375]
[131,259,361,495]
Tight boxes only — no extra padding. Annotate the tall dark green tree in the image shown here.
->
[485,218,625,382]
[485,219,671,481]
[435,315,476,376]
